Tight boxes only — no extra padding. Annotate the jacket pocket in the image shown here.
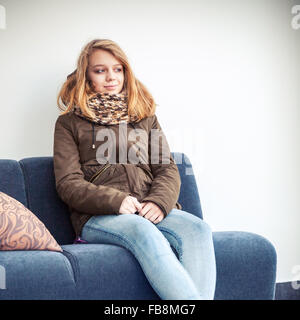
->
[88,163,112,184]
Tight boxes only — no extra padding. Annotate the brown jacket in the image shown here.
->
[53,111,182,237]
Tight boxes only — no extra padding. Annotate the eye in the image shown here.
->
[94,67,123,74]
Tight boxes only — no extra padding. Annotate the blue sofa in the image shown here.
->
[0,153,277,300]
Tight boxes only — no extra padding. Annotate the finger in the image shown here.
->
[153,217,162,224]
[137,202,146,210]
[144,208,157,220]
[122,203,136,214]
[148,213,159,223]
[138,202,147,215]
[139,203,151,217]
[153,214,164,224]
[129,198,141,212]
[128,196,141,211]
[132,198,142,211]
[137,202,147,214]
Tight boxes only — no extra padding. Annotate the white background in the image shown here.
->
[0,0,299,284]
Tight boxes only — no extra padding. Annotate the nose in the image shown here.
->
[106,69,116,82]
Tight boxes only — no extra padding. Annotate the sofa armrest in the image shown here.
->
[213,231,277,300]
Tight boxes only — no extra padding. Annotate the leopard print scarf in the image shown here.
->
[73,92,139,125]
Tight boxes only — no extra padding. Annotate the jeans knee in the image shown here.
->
[200,219,212,233]
[191,219,213,241]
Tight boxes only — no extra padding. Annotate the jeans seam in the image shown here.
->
[157,227,184,262]
[82,224,167,298]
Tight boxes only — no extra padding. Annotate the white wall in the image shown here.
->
[0,0,299,284]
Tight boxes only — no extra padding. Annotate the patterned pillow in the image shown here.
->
[0,192,62,252]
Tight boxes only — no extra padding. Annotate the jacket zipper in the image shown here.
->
[88,163,111,183]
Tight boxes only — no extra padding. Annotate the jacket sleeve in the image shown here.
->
[141,115,181,216]
[53,115,130,215]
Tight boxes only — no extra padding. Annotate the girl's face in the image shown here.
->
[87,49,125,94]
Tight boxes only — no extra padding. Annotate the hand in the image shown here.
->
[138,201,164,224]
[119,196,142,214]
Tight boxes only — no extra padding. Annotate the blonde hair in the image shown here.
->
[57,39,156,120]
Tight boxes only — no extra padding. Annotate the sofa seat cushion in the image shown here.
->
[62,231,277,300]
[61,244,160,300]
[0,250,76,299]
[0,232,277,300]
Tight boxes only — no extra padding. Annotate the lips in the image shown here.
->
[104,85,117,91]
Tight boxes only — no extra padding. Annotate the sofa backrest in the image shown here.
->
[172,152,203,219]
[0,153,203,245]
[18,157,76,245]
[0,159,27,207]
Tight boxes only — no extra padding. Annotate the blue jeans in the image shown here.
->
[81,208,216,300]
